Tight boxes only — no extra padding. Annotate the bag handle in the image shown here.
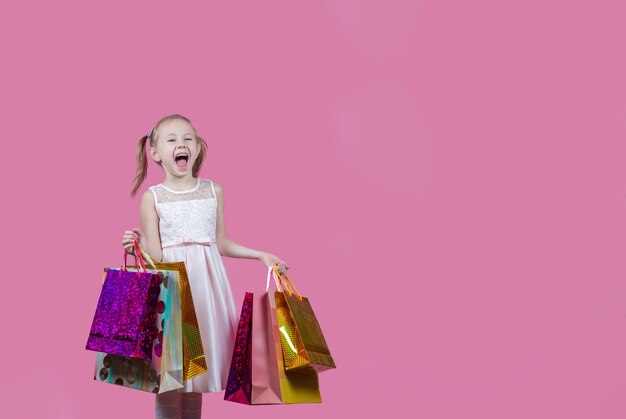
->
[136,243,162,265]
[134,241,157,270]
[122,245,144,278]
[265,264,292,293]
[271,265,303,301]
[265,265,274,292]
[122,241,157,276]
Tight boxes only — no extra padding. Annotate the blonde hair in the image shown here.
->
[131,114,208,197]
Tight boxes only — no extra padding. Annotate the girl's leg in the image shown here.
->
[155,390,181,419]
[180,392,202,419]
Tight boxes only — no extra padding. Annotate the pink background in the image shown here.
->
[2,0,625,418]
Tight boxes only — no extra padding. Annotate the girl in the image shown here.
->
[121,114,289,418]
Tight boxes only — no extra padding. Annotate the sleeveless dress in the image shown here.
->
[149,178,239,393]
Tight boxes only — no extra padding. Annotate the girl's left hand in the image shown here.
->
[258,252,289,275]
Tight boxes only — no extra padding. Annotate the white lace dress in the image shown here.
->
[149,178,239,393]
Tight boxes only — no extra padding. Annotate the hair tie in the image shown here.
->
[147,129,152,139]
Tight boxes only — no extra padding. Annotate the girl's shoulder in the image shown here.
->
[200,178,220,200]
[198,178,216,190]
[146,180,168,190]
[199,178,218,186]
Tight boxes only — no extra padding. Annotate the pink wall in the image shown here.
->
[2,0,625,418]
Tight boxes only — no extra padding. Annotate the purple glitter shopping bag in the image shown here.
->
[93,266,184,394]
[85,245,160,361]
[224,292,253,403]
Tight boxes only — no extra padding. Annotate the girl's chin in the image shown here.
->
[162,164,184,173]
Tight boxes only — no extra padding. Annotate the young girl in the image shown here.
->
[121,114,289,418]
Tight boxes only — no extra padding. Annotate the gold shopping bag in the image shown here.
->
[272,266,336,373]
[267,274,322,403]
[130,247,208,380]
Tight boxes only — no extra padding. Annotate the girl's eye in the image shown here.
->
[186,138,193,141]
[168,139,175,142]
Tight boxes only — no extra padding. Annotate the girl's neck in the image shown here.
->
[161,176,199,192]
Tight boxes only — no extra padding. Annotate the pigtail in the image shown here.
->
[193,135,209,177]
[131,135,150,198]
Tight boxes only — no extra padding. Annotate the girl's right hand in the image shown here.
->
[122,228,146,255]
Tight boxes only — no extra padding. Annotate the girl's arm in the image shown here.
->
[214,182,289,272]
[139,190,163,261]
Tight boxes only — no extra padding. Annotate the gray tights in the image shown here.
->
[155,391,202,419]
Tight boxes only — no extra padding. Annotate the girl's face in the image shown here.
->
[149,119,201,178]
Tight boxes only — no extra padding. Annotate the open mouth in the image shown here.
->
[174,151,189,169]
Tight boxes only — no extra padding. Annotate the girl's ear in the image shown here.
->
[149,146,161,163]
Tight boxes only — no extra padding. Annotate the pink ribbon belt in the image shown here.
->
[161,238,214,248]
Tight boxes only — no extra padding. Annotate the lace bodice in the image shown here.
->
[149,178,217,248]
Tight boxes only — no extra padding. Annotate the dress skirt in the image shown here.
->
[161,242,239,393]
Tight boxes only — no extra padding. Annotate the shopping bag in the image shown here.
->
[130,246,207,380]
[86,247,160,361]
[224,292,253,403]
[94,258,184,393]
[225,266,321,405]
[250,292,282,404]
[272,266,336,373]
[268,267,322,403]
